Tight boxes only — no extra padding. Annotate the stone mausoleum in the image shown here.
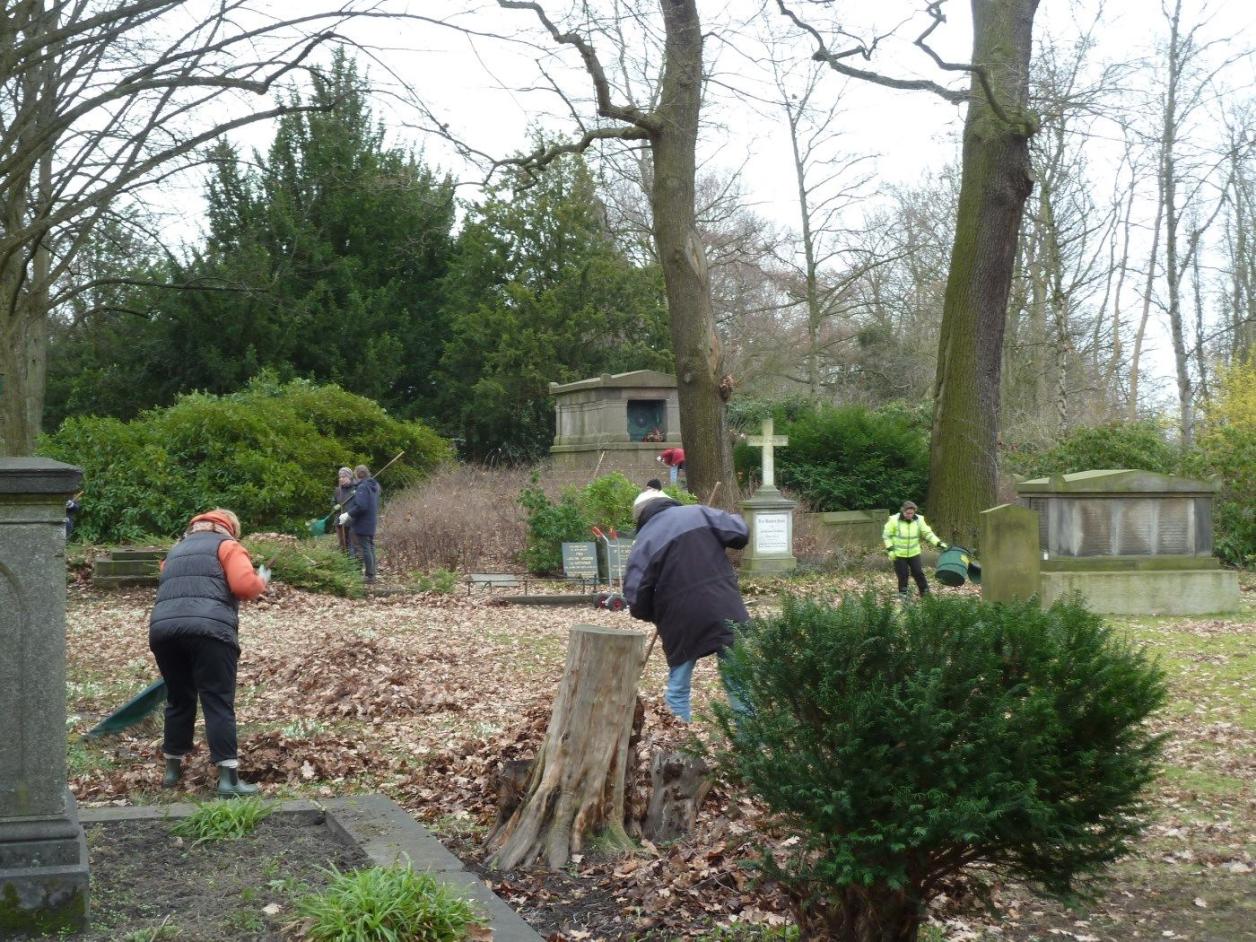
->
[549,370,681,478]
[1014,469,1239,615]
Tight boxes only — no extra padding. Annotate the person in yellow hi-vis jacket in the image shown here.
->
[883,500,947,599]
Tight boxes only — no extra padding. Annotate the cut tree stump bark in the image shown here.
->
[488,624,648,870]
[641,750,711,843]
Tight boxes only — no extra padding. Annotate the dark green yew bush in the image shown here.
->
[712,594,1167,942]
[734,404,928,511]
[41,376,450,544]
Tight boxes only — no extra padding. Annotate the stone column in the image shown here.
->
[0,458,89,934]
[979,503,1041,604]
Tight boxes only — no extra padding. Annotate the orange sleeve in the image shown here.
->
[217,540,267,601]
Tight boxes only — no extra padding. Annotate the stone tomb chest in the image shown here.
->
[1016,469,1238,614]
[549,370,681,475]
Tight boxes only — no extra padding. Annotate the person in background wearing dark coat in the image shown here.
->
[338,464,380,584]
[332,467,357,556]
[65,491,82,540]
[149,509,269,797]
[623,488,750,722]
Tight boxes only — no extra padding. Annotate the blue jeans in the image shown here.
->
[357,534,376,583]
[665,649,747,723]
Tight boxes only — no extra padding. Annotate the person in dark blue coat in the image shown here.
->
[338,464,380,583]
[622,488,750,722]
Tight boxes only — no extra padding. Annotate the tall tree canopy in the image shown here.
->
[46,52,457,425]
[438,149,672,462]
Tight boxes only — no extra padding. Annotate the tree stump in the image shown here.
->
[641,750,711,843]
[489,624,648,870]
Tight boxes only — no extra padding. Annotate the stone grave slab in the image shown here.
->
[979,504,1041,603]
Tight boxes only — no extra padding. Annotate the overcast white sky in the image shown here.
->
[190,0,1256,400]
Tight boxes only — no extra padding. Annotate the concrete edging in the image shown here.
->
[81,794,542,941]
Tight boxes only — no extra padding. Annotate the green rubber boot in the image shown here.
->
[216,766,260,798]
[161,757,182,789]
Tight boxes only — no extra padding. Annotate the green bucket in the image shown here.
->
[935,545,977,587]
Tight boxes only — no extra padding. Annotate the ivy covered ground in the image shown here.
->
[65,571,1255,941]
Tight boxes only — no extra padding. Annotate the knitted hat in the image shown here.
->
[632,489,671,523]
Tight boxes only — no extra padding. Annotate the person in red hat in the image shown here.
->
[657,446,685,486]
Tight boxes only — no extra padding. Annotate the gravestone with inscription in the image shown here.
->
[739,417,797,574]
[602,537,634,583]
[561,542,599,582]
[1016,469,1239,614]
[0,458,90,933]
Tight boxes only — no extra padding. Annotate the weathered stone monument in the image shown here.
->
[0,458,90,933]
[739,417,797,574]
[979,503,1042,603]
[549,371,681,480]
[807,509,889,552]
[1014,469,1239,615]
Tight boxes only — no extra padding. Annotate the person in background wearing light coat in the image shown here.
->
[332,467,357,556]
[883,500,947,599]
[149,509,269,797]
[623,488,749,723]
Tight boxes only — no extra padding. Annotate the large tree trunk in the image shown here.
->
[927,0,1040,547]
[488,625,648,871]
[0,295,48,456]
[651,0,736,507]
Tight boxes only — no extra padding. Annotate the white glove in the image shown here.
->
[338,512,350,525]
[257,564,271,585]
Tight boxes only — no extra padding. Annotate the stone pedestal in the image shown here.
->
[979,504,1041,603]
[0,458,89,933]
[740,487,797,575]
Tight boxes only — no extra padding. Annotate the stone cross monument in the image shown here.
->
[739,417,797,574]
[746,416,788,489]
[0,458,89,933]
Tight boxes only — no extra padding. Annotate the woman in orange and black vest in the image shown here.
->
[149,509,269,797]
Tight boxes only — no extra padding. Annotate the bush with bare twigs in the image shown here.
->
[381,465,532,573]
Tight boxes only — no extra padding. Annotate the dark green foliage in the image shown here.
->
[734,404,928,511]
[40,377,450,544]
[518,483,589,576]
[45,52,457,427]
[711,594,1167,940]
[519,472,694,574]
[1005,421,1182,480]
[437,146,672,462]
[245,536,364,598]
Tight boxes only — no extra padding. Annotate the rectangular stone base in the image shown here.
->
[740,554,797,575]
[0,792,90,935]
[1039,568,1240,615]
